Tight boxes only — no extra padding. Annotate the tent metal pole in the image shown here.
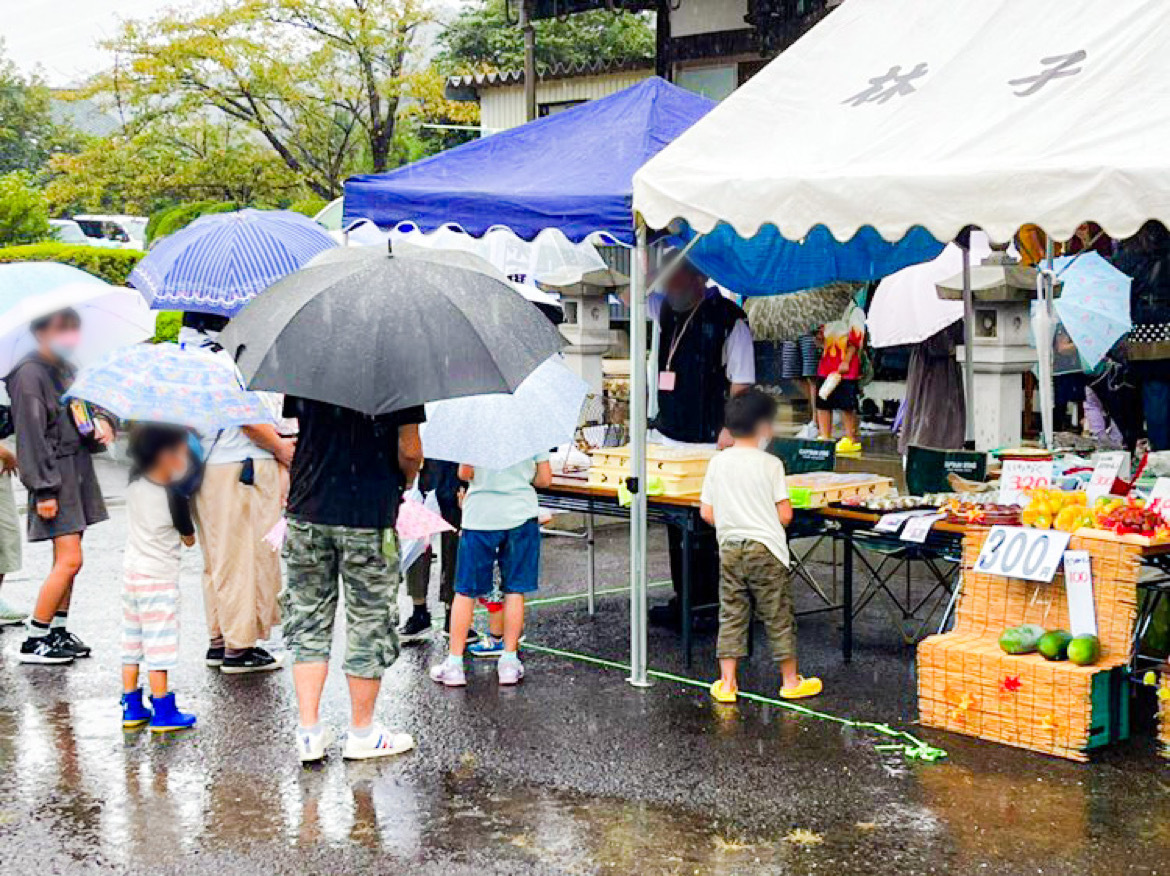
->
[628,221,652,688]
[961,245,975,446]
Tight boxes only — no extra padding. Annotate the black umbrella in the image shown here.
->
[219,247,565,415]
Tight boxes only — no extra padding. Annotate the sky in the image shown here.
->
[6,0,463,87]
[4,1,192,86]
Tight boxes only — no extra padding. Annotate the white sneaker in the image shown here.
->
[497,656,524,686]
[429,660,467,687]
[342,725,415,760]
[297,726,334,763]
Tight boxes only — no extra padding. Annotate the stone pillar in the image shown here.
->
[546,267,629,395]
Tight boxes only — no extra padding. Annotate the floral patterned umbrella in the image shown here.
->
[65,343,275,430]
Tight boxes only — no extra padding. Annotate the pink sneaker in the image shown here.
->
[429,660,467,687]
[497,656,524,686]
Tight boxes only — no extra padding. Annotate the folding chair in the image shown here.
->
[768,437,840,610]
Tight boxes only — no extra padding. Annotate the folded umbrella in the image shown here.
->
[1052,252,1132,369]
[219,247,566,415]
[422,355,589,470]
[65,343,275,431]
[129,209,337,316]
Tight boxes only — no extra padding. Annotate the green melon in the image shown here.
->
[1038,629,1073,661]
[999,624,1047,655]
[1067,635,1101,666]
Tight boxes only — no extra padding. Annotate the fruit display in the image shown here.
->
[998,624,1047,655]
[1067,635,1101,666]
[998,625,1099,665]
[1020,489,1090,531]
[1038,630,1073,661]
[941,498,1021,526]
[1091,496,1169,538]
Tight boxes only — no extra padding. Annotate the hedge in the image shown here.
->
[0,242,145,285]
[146,200,238,245]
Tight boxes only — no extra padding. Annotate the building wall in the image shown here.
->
[670,0,749,38]
[479,70,653,133]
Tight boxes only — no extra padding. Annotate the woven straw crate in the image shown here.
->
[918,529,1140,760]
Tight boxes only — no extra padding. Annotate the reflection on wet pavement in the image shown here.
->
[3,474,1170,874]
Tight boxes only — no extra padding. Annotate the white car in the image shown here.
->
[48,219,94,245]
[72,214,149,250]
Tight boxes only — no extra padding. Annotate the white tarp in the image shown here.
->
[634,0,1170,245]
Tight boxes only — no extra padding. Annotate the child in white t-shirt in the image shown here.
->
[700,389,822,703]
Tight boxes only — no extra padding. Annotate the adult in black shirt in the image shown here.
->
[280,396,424,763]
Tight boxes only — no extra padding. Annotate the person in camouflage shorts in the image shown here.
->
[280,396,424,763]
[716,539,796,665]
[282,522,400,678]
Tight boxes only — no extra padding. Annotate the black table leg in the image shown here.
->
[843,528,854,664]
[682,520,693,669]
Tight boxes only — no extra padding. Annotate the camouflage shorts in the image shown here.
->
[282,520,400,679]
[716,539,795,664]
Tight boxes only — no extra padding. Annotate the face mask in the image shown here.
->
[48,329,81,360]
[666,290,699,312]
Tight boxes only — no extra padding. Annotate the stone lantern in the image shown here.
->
[937,244,1062,451]
[542,266,629,394]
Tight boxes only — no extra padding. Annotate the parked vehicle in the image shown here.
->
[72,215,149,250]
[48,219,97,245]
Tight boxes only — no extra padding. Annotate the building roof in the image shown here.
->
[530,0,656,18]
[446,58,654,99]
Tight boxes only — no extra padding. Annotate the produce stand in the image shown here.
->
[917,528,1170,761]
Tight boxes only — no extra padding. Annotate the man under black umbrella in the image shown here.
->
[281,396,424,763]
[641,260,756,628]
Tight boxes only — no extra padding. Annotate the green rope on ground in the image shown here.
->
[524,580,671,608]
[522,641,947,764]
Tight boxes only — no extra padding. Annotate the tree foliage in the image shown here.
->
[0,41,76,176]
[45,119,303,217]
[437,0,654,72]
[0,172,50,246]
[97,0,436,197]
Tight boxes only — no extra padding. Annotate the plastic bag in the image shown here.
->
[396,488,446,575]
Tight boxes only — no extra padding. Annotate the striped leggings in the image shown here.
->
[122,571,180,671]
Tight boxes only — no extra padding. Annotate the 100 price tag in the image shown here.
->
[974,525,1071,582]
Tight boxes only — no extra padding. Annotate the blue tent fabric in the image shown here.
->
[674,223,945,296]
[344,77,714,245]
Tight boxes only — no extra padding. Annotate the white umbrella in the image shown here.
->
[868,233,993,348]
[422,356,589,470]
[0,281,155,381]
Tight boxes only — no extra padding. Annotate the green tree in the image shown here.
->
[97,0,436,197]
[44,118,305,216]
[0,172,50,245]
[437,0,654,72]
[0,40,74,175]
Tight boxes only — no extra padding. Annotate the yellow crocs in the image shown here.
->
[709,679,738,703]
[780,676,823,700]
[835,437,862,455]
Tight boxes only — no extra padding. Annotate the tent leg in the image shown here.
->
[628,222,652,688]
[961,245,975,447]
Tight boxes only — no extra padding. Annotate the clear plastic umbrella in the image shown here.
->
[422,356,589,470]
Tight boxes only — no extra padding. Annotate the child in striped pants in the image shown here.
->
[121,425,198,733]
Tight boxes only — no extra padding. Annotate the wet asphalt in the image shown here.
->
[2,460,1170,875]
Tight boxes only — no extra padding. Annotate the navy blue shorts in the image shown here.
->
[455,518,541,598]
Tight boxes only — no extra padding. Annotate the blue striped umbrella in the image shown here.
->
[129,209,337,316]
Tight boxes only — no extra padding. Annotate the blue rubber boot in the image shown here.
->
[121,689,151,728]
[149,693,197,732]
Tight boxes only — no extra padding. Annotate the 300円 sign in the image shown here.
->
[974,525,1072,582]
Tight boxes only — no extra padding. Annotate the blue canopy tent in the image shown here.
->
[344,76,943,685]
[343,77,940,292]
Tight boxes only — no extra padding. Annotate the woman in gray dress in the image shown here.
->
[5,309,114,664]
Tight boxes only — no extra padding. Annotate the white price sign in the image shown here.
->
[875,509,937,533]
[1147,477,1170,519]
[1062,549,1098,637]
[1085,451,1129,504]
[900,513,944,543]
[999,459,1053,506]
[974,525,1071,582]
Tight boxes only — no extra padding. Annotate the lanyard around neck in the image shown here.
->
[665,298,705,372]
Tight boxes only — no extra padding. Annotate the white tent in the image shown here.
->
[634,0,1170,244]
[622,0,1170,681]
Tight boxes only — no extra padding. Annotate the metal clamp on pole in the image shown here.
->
[626,476,640,494]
